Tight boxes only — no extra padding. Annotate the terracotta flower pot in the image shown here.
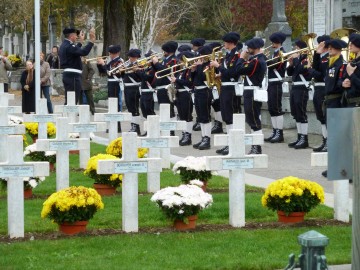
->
[277,211,305,223]
[24,188,32,199]
[173,215,198,230]
[93,183,116,196]
[49,162,55,172]
[69,150,80,155]
[59,220,88,235]
[31,135,38,143]
[201,181,208,192]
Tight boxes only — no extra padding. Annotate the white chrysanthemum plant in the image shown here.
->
[23,143,56,164]
[172,156,213,184]
[151,182,213,222]
[8,115,23,125]
[24,176,46,190]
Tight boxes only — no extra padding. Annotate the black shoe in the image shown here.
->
[179,132,185,144]
[270,129,284,143]
[140,132,147,137]
[221,146,229,155]
[129,123,141,135]
[313,137,327,152]
[117,122,122,133]
[322,170,327,178]
[265,128,276,142]
[288,134,301,148]
[294,135,309,149]
[180,133,192,146]
[106,129,109,133]
[193,137,203,149]
[349,179,353,184]
[198,136,211,150]
[211,120,223,134]
[193,122,201,131]
[170,131,175,136]
[216,146,228,154]
[248,145,262,155]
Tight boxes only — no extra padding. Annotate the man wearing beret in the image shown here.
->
[307,35,330,152]
[265,32,287,143]
[210,32,241,155]
[286,39,312,149]
[152,41,179,132]
[59,27,95,105]
[235,37,267,154]
[343,33,360,107]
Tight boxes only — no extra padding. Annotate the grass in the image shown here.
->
[0,142,352,270]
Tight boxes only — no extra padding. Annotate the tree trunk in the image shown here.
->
[102,0,135,58]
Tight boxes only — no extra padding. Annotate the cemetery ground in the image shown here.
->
[0,141,352,270]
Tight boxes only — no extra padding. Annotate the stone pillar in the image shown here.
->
[263,0,292,52]
[309,0,342,36]
[327,0,342,32]
[48,14,57,49]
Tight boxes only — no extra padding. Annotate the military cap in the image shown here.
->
[245,38,265,49]
[222,32,240,44]
[198,45,213,56]
[236,42,243,51]
[294,39,307,49]
[144,50,155,58]
[317,35,330,44]
[208,42,222,49]
[108,45,121,54]
[191,38,206,47]
[325,39,348,50]
[63,28,80,35]
[127,49,142,58]
[178,44,192,53]
[178,51,195,60]
[269,32,286,44]
[161,41,178,53]
[350,33,360,48]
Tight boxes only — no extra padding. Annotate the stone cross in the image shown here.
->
[54,92,79,123]
[206,129,268,227]
[97,132,162,233]
[139,115,179,192]
[0,135,49,238]
[158,104,186,168]
[94,98,132,143]
[0,92,22,114]
[69,105,106,169]
[23,99,58,139]
[36,117,89,191]
[311,152,350,222]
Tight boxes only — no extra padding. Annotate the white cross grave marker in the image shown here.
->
[94,98,132,143]
[206,129,268,227]
[0,135,49,238]
[0,92,22,114]
[0,83,4,94]
[140,115,179,192]
[97,132,162,232]
[158,104,186,168]
[69,105,106,169]
[54,92,79,123]
[36,117,89,191]
[311,152,350,222]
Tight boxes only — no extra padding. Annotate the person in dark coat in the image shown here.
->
[46,46,61,69]
[20,60,36,113]
[81,57,96,115]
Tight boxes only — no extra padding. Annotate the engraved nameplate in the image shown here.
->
[7,107,20,114]
[141,139,168,148]
[63,106,79,113]
[32,115,55,122]
[114,162,148,173]
[160,122,177,130]
[49,141,78,150]
[104,114,125,122]
[0,166,34,177]
[222,158,254,169]
[0,126,15,134]
[73,124,97,132]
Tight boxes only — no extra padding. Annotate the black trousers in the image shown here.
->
[233,95,242,114]
[313,86,326,124]
[243,90,262,131]
[124,86,140,116]
[194,88,212,123]
[157,88,175,118]
[140,92,155,119]
[290,85,309,123]
[62,72,82,105]
[175,90,193,122]
[212,96,221,112]
[267,82,284,117]
[220,85,236,125]
[80,89,95,114]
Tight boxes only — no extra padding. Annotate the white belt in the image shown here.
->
[177,88,189,92]
[140,89,153,93]
[315,82,325,86]
[292,82,310,86]
[64,68,82,74]
[124,83,140,86]
[195,86,208,90]
[243,86,256,90]
[221,82,237,86]
[156,86,167,90]
[268,78,282,82]
[108,78,120,82]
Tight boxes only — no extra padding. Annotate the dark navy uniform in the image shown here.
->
[59,28,94,105]
[343,56,360,107]
[137,66,156,119]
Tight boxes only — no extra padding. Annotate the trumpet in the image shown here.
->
[84,56,107,63]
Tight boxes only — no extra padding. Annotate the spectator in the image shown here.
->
[46,46,60,69]
[40,52,53,113]
[0,46,12,92]
[20,60,36,113]
[81,57,96,115]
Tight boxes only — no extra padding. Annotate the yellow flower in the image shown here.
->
[24,122,56,136]
[106,137,148,158]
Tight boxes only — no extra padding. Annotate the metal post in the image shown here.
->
[34,0,41,113]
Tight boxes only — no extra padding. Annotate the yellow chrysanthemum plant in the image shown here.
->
[84,154,123,188]
[106,137,148,158]
[261,176,325,215]
[24,122,56,137]
[41,186,104,224]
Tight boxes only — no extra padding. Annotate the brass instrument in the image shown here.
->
[84,56,107,63]
[155,63,187,78]
[330,28,359,61]
[107,60,128,76]
[263,45,273,58]
[204,46,223,93]
[301,33,316,65]
[166,66,177,103]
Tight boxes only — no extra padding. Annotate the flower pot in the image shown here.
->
[173,215,198,230]
[277,211,305,223]
[50,162,55,172]
[201,181,208,192]
[59,220,88,235]
[69,150,79,155]
[93,183,116,196]
[31,135,38,143]
[24,188,32,199]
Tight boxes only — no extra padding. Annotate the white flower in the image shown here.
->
[8,115,23,125]
[172,156,209,173]
[28,179,38,188]
[189,179,204,187]
[45,151,56,157]
[23,143,37,157]
[68,133,80,138]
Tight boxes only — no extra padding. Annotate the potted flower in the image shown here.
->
[151,181,213,230]
[41,186,104,235]
[84,154,123,196]
[261,176,325,223]
[24,122,56,142]
[106,137,148,158]
[7,54,22,68]
[0,176,45,199]
[172,156,213,190]
[24,143,56,172]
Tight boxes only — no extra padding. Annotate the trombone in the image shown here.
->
[267,48,312,68]
[155,64,188,79]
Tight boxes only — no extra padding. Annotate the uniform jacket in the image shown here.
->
[0,57,12,84]
[286,54,312,82]
[175,68,193,89]
[309,52,329,83]
[152,55,177,87]
[191,62,210,87]
[59,39,94,70]
[81,62,95,91]
[97,56,123,80]
[236,53,267,87]
[136,66,155,90]
[122,61,141,85]
[218,47,240,83]
[267,47,286,81]
[324,55,346,95]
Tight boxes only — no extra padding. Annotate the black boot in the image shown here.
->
[179,132,185,144]
[221,146,229,155]
[320,140,327,152]
[211,120,223,134]
[216,146,228,154]
[193,122,201,131]
[180,133,192,146]
[294,135,309,149]
[313,137,326,152]
[265,128,276,142]
[248,145,262,155]
[140,132,147,137]
[270,129,284,143]
[170,131,175,136]
[117,122,122,133]
[288,134,301,148]
[198,136,211,150]
[321,170,327,178]
[129,123,141,135]
[193,137,203,149]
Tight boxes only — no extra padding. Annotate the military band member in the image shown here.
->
[59,27,95,105]
[235,38,267,154]
[123,49,142,135]
[210,32,241,155]
[265,32,287,143]
[191,45,213,150]
[233,42,244,114]
[171,50,195,146]
[177,44,192,54]
[307,35,330,152]
[287,39,312,149]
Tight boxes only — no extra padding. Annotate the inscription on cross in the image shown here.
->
[97,132,162,232]
[0,92,22,114]
[206,129,268,227]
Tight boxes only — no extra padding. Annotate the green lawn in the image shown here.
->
[0,142,352,270]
